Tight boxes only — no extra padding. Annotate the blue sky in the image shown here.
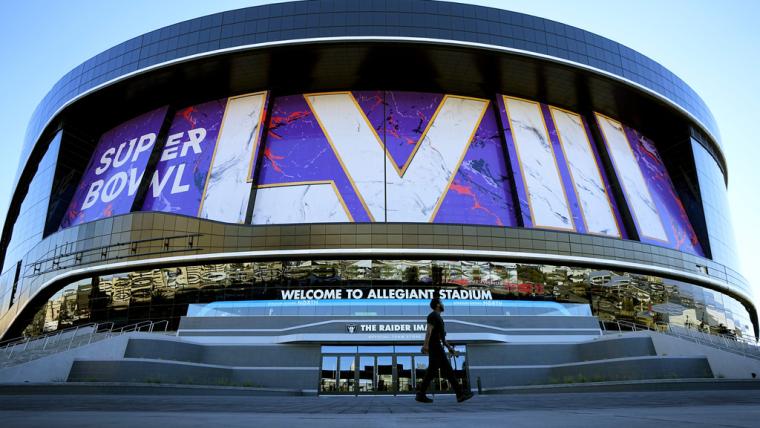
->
[0,0,758,305]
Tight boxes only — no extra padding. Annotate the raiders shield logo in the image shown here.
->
[346,324,357,334]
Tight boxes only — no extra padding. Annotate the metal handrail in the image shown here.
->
[149,320,169,333]
[109,320,154,335]
[601,319,760,359]
[1,322,106,362]
[1,319,170,365]
[26,233,203,278]
[0,322,99,350]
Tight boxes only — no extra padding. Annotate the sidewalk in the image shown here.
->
[1,387,760,427]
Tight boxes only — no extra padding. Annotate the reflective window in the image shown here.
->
[396,355,414,393]
[376,356,393,392]
[337,356,356,392]
[320,356,338,393]
[2,132,61,274]
[358,356,375,392]
[19,259,756,341]
[692,140,739,269]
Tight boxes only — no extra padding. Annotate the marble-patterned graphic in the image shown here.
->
[305,92,387,221]
[549,107,620,237]
[500,96,574,231]
[434,103,518,226]
[252,183,351,224]
[60,106,168,229]
[256,91,504,225]
[142,99,226,216]
[385,95,489,222]
[595,113,669,243]
[624,125,704,256]
[199,92,268,224]
[354,90,443,173]
[252,93,373,224]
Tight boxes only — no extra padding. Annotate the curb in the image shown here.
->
[0,382,309,396]
[481,378,760,394]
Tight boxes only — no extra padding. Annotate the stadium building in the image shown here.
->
[0,0,757,394]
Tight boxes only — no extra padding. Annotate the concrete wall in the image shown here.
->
[67,360,319,390]
[638,331,760,379]
[0,333,134,383]
[125,338,320,367]
[466,335,713,388]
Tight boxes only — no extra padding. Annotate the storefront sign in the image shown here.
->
[346,323,427,334]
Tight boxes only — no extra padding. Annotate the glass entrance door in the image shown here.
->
[358,356,375,392]
[376,356,393,393]
[337,355,356,392]
[396,355,414,393]
[319,345,468,395]
[320,355,338,393]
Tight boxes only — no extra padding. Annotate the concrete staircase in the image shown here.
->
[64,329,715,392]
[67,337,319,391]
[4,314,759,392]
[468,335,713,390]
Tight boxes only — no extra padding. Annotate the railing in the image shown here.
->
[25,233,203,278]
[0,322,111,359]
[0,320,170,367]
[601,319,760,360]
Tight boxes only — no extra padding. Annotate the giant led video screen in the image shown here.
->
[60,106,168,228]
[57,90,706,257]
[497,96,624,238]
[253,91,517,226]
[140,92,268,223]
[595,113,703,256]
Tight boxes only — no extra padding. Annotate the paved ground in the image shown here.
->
[2,389,760,427]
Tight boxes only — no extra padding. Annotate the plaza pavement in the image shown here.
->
[1,387,760,427]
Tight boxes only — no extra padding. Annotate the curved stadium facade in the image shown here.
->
[0,0,756,392]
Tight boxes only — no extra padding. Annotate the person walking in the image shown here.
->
[416,296,474,403]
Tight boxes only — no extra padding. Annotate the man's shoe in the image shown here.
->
[457,391,474,403]
[415,393,433,403]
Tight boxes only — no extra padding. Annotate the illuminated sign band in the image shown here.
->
[280,288,493,300]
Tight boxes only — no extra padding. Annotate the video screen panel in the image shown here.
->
[141,92,269,223]
[199,92,268,224]
[141,99,226,217]
[252,91,517,226]
[498,96,575,231]
[53,90,705,260]
[252,93,374,224]
[60,106,168,228]
[432,97,517,227]
[595,113,704,256]
[549,107,622,238]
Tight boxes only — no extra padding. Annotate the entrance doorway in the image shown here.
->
[319,345,468,395]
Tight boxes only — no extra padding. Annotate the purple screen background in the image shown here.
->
[60,106,168,228]
[624,126,704,256]
[434,102,517,226]
[141,99,226,216]
[255,91,517,226]
[257,94,372,222]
